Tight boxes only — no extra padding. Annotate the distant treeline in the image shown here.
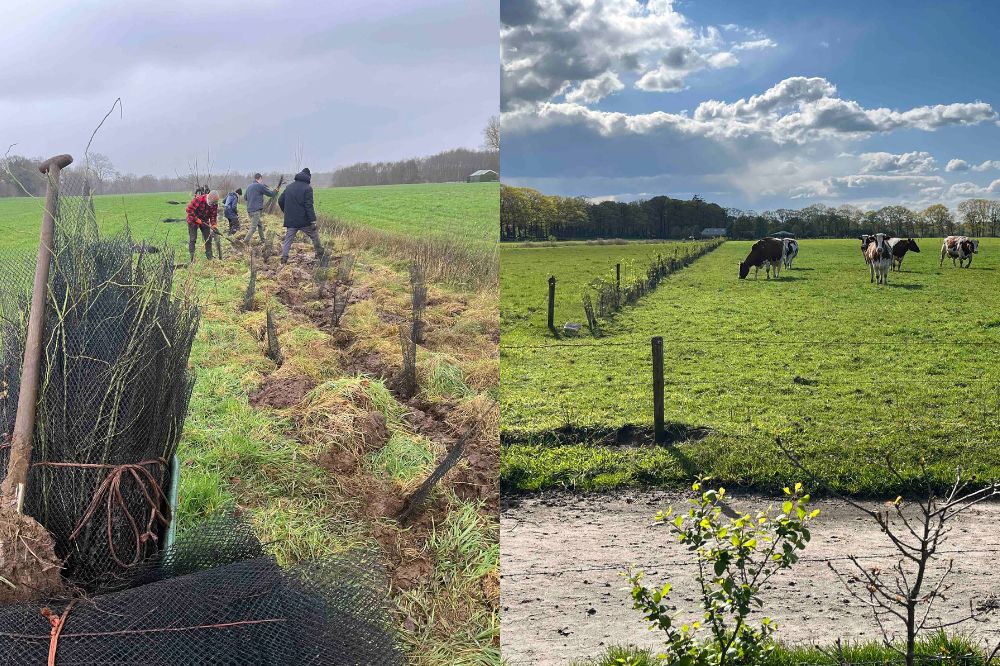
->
[329,148,499,187]
[0,154,315,197]
[1,147,500,197]
[501,184,728,241]
[501,183,1000,241]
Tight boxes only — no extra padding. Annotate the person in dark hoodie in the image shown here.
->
[277,167,324,264]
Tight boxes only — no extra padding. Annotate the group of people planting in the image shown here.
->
[185,169,326,264]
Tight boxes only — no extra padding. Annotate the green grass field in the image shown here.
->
[315,182,499,245]
[501,240,713,340]
[501,238,1000,496]
[0,181,499,256]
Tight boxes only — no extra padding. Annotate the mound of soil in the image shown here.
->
[249,375,316,409]
[316,410,390,476]
[0,507,64,604]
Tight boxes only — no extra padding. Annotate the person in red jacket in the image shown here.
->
[186,190,220,261]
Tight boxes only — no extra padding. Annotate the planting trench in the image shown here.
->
[500,489,1000,666]
[244,240,499,600]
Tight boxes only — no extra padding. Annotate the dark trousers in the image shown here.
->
[225,213,240,235]
[281,224,324,259]
[188,223,213,260]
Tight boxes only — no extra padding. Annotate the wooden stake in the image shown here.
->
[2,154,73,505]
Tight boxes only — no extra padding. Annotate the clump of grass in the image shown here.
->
[298,377,404,459]
[421,354,474,401]
[365,432,437,483]
[575,632,986,665]
[319,215,498,290]
[395,500,501,666]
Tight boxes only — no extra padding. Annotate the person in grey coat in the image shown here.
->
[242,173,279,243]
[277,168,325,264]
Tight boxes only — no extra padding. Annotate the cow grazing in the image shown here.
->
[865,233,892,285]
[782,238,799,269]
[940,235,979,268]
[887,237,919,272]
[739,237,784,280]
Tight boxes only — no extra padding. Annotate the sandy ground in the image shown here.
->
[501,490,1000,666]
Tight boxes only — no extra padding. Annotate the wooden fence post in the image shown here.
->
[615,263,621,308]
[651,336,665,443]
[547,276,556,332]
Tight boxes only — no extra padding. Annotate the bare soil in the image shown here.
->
[248,375,315,409]
[501,489,1000,666]
[0,506,65,604]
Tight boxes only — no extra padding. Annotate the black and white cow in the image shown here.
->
[865,233,892,285]
[781,238,799,269]
[940,236,979,268]
[887,237,919,272]
[739,237,784,280]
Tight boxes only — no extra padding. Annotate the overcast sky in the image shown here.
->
[0,0,498,177]
[501,0,1000,211]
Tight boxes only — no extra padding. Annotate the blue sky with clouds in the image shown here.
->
[0,0,498,177]
[501,0,1000,210]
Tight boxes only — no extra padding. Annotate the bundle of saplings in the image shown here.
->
[0,516,405,665]
[0,206,198,593]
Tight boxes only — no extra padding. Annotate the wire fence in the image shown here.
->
[501,331,1000,443]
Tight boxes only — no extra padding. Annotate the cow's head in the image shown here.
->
[874,233,888,254]
[738,261,750,279]
[859,234,872,249]
[907,238,920,252]
[972,238,980,253]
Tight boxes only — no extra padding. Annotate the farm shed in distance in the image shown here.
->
[701,227,728,238]
[467,169,499,183]
[771,230,796,238]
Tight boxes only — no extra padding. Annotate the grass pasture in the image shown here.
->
[0,181,498,256]
[501,239,714,340]
[501,238,1000,496]
[314,182,499,246]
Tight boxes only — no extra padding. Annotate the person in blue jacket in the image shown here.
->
[222,188,242,235]
[277,168,325,264]
[243,173,279,243]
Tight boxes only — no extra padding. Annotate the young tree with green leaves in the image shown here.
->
[628,479,819,666]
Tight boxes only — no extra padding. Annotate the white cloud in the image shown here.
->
[501,0,774,108]
[789,174,945,200]
[733,38,776,51]
[635,45,740,92]
[972,160,1000,171]
[564,72,625,104]
[504,76,997,145]
[945,158,1000,172]
[859,151,935,174]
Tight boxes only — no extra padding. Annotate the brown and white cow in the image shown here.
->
[739,237,785,279]
[887,237,919,272]
[865,232,892,285]
[940,235,979,268]
[859,234,875,261]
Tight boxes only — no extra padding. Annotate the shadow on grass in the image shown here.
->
[502,422,713,448]
[886,282,925,290]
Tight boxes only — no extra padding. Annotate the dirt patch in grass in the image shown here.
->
[248,375,316,409]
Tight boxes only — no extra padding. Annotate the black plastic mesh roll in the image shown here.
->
[0,516,405,665]
[0,176,199,591]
